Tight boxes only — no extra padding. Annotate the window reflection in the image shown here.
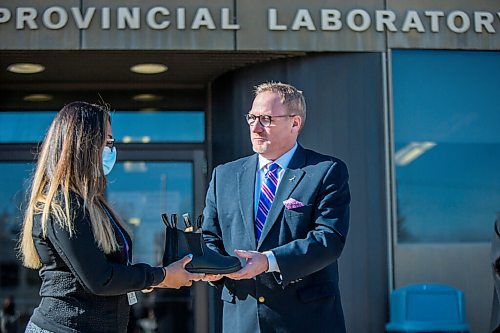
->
[107,162,193,264]
[0,111,205,143]
[393,50,500,243]
[0,112,55,142]
[112,111,204,143]
[106,161,194,332]
[0,162,40,329]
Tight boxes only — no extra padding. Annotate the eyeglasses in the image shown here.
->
[106,138,115,149]
[244,113,296,127]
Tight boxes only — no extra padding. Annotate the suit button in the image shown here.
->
[258,296,265,303]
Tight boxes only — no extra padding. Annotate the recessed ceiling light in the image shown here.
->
[8,63,45,74]
[133,94,162,102]
[23,94,53,102]
[130,63,168,74]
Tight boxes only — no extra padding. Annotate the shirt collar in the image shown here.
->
[258,142,298,171]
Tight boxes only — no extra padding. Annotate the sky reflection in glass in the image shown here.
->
[106,162,194,265]
[0,111,204,143]
[393,50,500,243]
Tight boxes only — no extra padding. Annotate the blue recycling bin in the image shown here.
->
[386,284,470,333]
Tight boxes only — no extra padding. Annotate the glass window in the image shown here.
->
[106,161,195,332]
[0,162,32,244]
[0,111,205,143]
[0,112,55,143]
[0,263,19,287]
[106,161,194,265]
[0,162,38,312]
[112,111,204,143]
[392,50,500,243]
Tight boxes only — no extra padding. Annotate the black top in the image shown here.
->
[30,192,165,333]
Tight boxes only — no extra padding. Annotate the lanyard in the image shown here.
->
[102,205,130,265]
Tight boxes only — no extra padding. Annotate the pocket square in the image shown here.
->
[283,198,305,209]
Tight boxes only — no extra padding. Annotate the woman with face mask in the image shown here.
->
[19,102,204,333]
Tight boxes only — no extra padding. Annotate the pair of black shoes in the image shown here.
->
[161,213,241,274]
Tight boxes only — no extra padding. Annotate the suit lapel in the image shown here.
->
[237,154,258,248]
[257,145,306,249]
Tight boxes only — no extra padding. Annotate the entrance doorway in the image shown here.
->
[108,148,208,333]
[0,49,301,333]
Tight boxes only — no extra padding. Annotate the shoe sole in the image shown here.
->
[186,264,242,274]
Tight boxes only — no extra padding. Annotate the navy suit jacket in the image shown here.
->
[203,144,350,333]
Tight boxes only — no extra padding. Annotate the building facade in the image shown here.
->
[0,1,499,332]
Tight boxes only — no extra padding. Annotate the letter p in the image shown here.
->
[0,8,12,24]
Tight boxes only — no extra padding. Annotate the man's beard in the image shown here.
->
[252,141,268,154]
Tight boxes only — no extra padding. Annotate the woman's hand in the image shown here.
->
[154,254,205,289]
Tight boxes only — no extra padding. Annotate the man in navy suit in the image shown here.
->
[202,82,350,333]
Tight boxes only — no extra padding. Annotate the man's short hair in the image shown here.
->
[254,82,307,124]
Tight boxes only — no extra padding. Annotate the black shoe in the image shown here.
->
[162,213,242,274]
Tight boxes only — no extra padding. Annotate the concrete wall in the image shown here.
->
[1,0,500,51]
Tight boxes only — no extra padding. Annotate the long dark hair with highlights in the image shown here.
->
[19,101,123,269]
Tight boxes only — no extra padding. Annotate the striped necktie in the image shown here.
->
[255,162,280,241]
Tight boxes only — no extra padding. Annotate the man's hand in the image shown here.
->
[225,250,269,280]
[202,274,224,282]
